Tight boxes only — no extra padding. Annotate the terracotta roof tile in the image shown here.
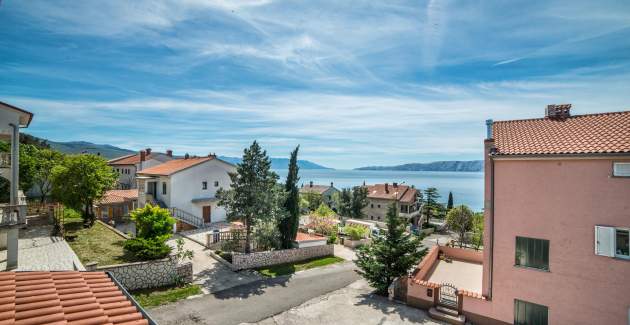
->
[366,184,418,203]
[137,157,212,176]
[295,232,326,242]
[97,190,138,205]
[299,185,332,195]
[0,272,152,325]
[493,110,630,155]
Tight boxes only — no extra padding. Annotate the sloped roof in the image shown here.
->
[108,152,171,165]
[295,232,326,242]
[97,189,138,205]
[0,271,153,325]
[366,184,417,203]
[137,157,212,176]
[299,185,332,195]
[493,111,630,156]
[0,101,33,127]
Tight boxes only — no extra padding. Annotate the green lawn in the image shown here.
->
[132,284,202,308]
[65,215,140,266]
[257,256,345,277]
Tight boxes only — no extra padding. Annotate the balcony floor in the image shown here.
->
[426,259,483,294]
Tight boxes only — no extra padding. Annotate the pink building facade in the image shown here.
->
[408,106,630,325]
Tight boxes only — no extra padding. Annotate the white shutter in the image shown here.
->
[595,226,615,257]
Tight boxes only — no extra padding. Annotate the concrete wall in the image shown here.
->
[169,159,235,223]
[91,257,193,291]
[440,246,483,264]
[231,244,334,270]
[486,158,630,324]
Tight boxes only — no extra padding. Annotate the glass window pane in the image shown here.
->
[616,229,629,257]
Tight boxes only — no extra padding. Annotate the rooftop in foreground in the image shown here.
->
[426,259,482,294]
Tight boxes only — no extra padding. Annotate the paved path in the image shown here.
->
[148,261,360,325]
[334,244,356,261]
[250,279,444,325]
[167,235,261,294]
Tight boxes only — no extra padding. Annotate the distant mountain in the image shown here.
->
[219,156,331,170]
[48,140,135,159]
[355,160,483,172]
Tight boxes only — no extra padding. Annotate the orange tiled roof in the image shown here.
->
[108,154,144,165]
[366,184,418,203]
[299,185,331,195]
[295,232,326,242]
[98,189,139,205]
[137,157,212,176]
[0,271,152,325]
[493,111,630,155]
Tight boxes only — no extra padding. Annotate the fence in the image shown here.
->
[206,229,262,252]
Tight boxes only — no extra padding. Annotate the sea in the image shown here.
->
[273,169,484,212]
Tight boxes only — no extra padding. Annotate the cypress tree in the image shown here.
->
[279,146,300,249]
[447,191,454,211]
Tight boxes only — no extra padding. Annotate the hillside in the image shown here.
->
[219,156,331,170]
[355,160,483,172]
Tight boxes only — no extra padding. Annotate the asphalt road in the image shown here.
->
[147,261,360,325]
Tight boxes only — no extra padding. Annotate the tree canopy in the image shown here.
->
[445,204,474,247]
[279,146,300,249]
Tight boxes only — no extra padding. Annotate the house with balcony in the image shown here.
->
[406,105,630,325]
[299,181,339,209]
[108,148,174,189]
[136,154,236,229]
[362,183,421,223]
[0,101,33,270]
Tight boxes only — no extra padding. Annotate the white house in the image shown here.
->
[136,154,236,228]
[108,148,174,189]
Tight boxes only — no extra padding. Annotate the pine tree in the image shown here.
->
[423,187,441,226]
[351,186,368,218]
[356,203,427,295]
[279,146,300,249]
[217,141,279,253]
[447,191,454,211]
[337,188,353,217]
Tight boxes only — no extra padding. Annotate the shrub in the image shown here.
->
[345,224,368,240]
[123,237,172,260]
[130,204,175,241]
[327,230,338,244]
[308,214,338,235]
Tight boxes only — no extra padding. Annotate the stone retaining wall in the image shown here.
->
[87,258,193,290]
[231,244,334,270]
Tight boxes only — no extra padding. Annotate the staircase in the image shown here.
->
[429,305,466,325]
[170,207,206,229]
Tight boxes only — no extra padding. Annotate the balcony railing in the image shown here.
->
[0,205,26,227]
[170,207,205,229]
[0,152,9,168]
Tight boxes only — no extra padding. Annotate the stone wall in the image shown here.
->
[231,244,334,270]
[88,257,193,291]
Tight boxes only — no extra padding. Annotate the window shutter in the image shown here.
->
[595,226,615,257]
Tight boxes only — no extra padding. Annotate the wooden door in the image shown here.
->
[202,206,211,223]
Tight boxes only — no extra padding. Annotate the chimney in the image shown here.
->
[145,148,152,155]
[208,152,216,158]
[140,150,146,162]
[393,182,398,188]
[485,119,493,139]
[385,183,389,193]
[166,149,173,157]
[545,104,571,120]
[309,181,313,188]
[330,182,334,188]
[184,153,190,159]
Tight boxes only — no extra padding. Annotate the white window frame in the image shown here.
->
[595,225,630,259]
[613,162,630,177]
[615,228,630,259]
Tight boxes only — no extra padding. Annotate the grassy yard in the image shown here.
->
[64,213,140,266]
[257,256,345,277]
[132,284,202,308]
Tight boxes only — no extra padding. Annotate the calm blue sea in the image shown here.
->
[273,169,484,212]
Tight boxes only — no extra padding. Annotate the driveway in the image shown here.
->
[148,261,360,325]
[167,235,261,294]
[249,279,444,325]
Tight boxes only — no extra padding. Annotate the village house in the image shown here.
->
[362,183,421,222]
[406,105,630,325]
[94,189,139,224]
[136,154,236,230]
[299,181,340,209]
[108,148,174,189]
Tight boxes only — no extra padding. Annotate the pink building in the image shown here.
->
[407,105,630,325]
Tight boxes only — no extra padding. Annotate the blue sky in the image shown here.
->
[1,0,629,169]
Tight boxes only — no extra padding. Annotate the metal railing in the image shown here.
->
[0,204,25,227]
[0,152,9,168]
[170,207,205,228]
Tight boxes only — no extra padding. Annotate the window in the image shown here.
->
[595,226,630,259]
[377,204,381,208]
[214,181,219,187]
[515,236,549,271]
[613,162,630,177]
[371,204,374,208]
[514,299,548,325]
[202,181,208,190]
[162,182,167,195]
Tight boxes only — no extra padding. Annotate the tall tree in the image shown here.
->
[50,154,117,226]
[279,146,300,249]
[356,203,426,295]
[350,186,368,218]
[336,188,353,217]
[447,191,454,211]
[422,187,441,226]
[217,141,279,253]
[33,148,64,203]
[445,205,474,248]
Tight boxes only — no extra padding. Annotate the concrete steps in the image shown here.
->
[429,306,466,325]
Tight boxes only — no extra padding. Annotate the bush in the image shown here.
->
[131,204,175,241]
[327,231,338,244]
[123,237,172,260]
[345,224,368,240]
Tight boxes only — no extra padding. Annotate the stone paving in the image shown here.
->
[0,225,84,271]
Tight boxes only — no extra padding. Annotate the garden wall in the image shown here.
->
[87,258,193,290]
[231,244,334,270]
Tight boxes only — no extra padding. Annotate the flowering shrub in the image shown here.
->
[308,214,338,235]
